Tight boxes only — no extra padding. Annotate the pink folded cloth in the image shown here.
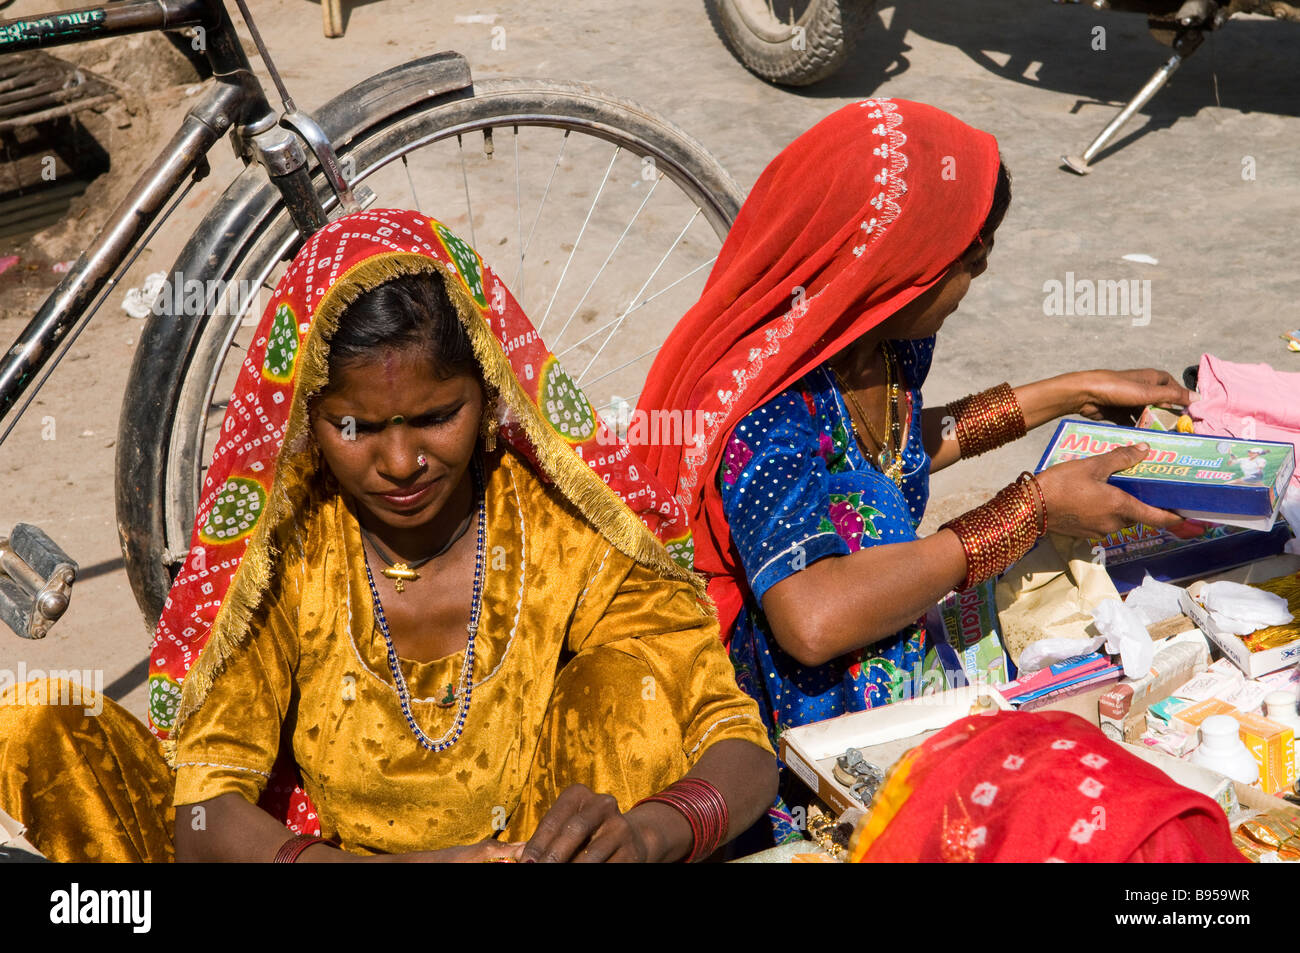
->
[1191,354,1300,490]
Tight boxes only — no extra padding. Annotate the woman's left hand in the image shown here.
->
[1074,369,1193,425]
[520,783,679,863]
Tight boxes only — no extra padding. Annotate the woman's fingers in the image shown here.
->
[520,784,587,862]
[1117,494,1185,530]
[1121,368,1193,408]
[521,784,619,863]
[1095,443,1149,476]
[573,823,639,864]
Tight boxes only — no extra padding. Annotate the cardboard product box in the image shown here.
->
[1136,406,1193,433]
[1229,710,1297,796]
[1147,695,1195,731]
[778,685,1013,819]
[1098,633,1211,743]
[1036,420,1295,531]
[1180,585,1300,678]
[924,580,1014,688]
[1170,698,1239,736]
[1089,521,1292,594]
[1035,679,1121,725]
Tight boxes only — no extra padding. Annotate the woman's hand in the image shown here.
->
[1036,444,1184,537]
[518,783,690,863]
[1073,369,1193,425]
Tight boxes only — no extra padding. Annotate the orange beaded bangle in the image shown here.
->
[947,383,1027,459]
[941,472,1046,591]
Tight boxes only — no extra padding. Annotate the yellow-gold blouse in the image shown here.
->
[171,446,771,853]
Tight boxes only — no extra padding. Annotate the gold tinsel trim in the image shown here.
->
[168,251,706,765]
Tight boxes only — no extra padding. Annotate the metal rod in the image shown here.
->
[1063,53,1183,174]
[0,79,241,427]
[0,0,207,54]
[577,208,700,384]
[0,176,197,446]
[458,133,476,249]
[515,130,570,297]
[229,0,295,112]
[556,253,715,360]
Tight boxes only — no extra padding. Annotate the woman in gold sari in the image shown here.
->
[0,208,776,863]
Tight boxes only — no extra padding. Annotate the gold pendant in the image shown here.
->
[382,563,419,593]
[880,452,904,488]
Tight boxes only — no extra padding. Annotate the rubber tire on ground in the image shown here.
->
[710,0,877,86]
[116,74,744,628]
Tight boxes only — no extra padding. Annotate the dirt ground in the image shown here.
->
[1,0,1298,722]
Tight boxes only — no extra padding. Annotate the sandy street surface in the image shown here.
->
[0,0,1297,721]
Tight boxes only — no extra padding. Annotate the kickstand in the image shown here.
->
[1062,27,1206,174]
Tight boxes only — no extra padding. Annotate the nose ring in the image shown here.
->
[416,453,428,467]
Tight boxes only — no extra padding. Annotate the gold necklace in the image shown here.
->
[831,345,904,487]
[359,502,476,593]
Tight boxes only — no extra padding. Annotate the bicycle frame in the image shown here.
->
[0,0,330,438]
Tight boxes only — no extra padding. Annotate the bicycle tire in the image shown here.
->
[117,72,744,627]
[709,0,878,87]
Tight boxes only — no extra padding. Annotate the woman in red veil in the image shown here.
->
[638,100,1191,843]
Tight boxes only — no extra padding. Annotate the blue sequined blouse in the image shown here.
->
[721,337,937,752]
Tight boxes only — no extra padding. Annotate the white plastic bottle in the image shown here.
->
[1191,715,1259,786]
[1264,690,1300,758]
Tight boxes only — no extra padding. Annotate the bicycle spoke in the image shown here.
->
[576,208,701,385]
[595,391,641,414]
[538,145,621,332]
[549,173,662,351]
[555,253,716,360]
[401,154,422,214]
[457,134,476,249]
[580,343,661,391]
[516,129,571,298]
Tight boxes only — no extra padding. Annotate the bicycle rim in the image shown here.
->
[160,79,742,580]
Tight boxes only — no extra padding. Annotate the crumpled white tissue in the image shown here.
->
[1200,580,1293,635]
[1122,574,1186,627]
[1016,636,1107,674]
[1091,598,1156,679]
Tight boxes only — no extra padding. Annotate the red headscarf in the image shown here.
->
[637,99,1000,638]
[849,710,1245,863]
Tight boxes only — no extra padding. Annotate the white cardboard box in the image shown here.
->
[1179,585,1300,678]
[778,685,1012,817]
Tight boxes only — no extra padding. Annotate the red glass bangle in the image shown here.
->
[942,475,1045,591]
[948,383,1027,459]
[635,778,730,863]
[272,834,326,864]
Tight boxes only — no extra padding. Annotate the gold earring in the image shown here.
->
[480,397,499,453]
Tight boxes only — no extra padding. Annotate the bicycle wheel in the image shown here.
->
[117,70,744,626]
[709,0,878,86]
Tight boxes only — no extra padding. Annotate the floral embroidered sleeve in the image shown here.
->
[717,390,854,607]
[720,372,937,611]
